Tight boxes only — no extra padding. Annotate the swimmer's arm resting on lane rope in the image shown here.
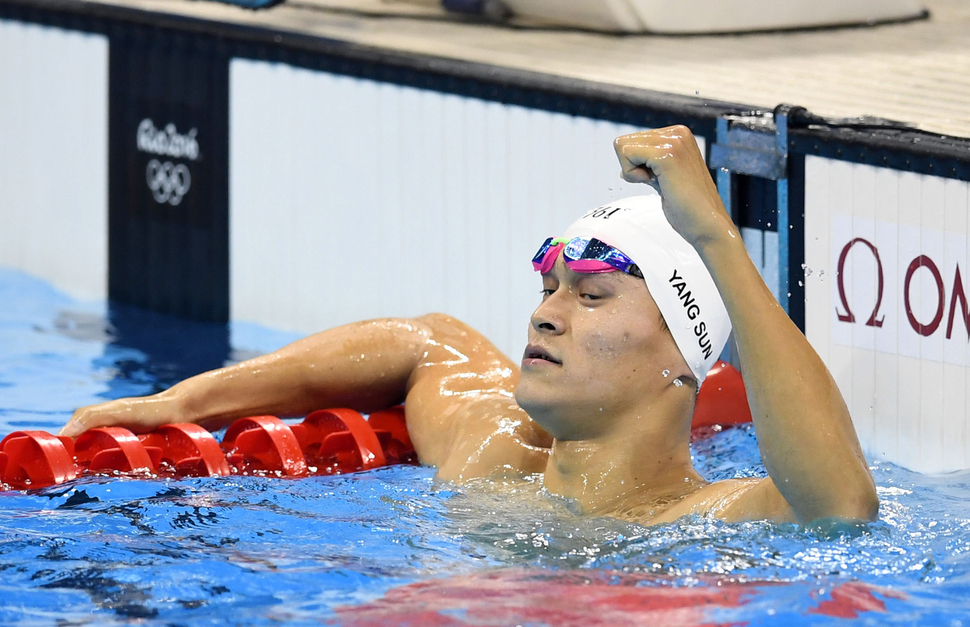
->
[615,126,878,525]
[60,315,548,477]
[60,318,431,436]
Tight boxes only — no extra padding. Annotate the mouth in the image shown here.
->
[522,344,562,366]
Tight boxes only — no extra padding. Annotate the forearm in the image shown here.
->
[182,319,428,427]
[63,318,429,435]
[613,124,877,522]
[698,229,877,522]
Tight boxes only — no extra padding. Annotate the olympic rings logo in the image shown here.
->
[146,159,192,206]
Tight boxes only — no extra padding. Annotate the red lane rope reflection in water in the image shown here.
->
[335,569,904,627]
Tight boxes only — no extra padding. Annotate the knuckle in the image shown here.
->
[77,404,117,428]
[662,123,689,137]
[73,408,92,425]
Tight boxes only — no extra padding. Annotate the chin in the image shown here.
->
[514,383,577,440]
[513,380,539,413]
[514,381,555,422]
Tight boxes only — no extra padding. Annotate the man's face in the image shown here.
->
[514,257,690,441]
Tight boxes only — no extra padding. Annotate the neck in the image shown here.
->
[542,396,703,515]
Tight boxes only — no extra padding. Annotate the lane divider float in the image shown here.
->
[691,360,752,429]
[0,406,415,491]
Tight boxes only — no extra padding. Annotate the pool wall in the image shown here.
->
[228,58,698,362]
[804,158,970,473]
[2,0,970,474]
[0,18,108,301]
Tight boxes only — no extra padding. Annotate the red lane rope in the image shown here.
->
[0,406,415,491]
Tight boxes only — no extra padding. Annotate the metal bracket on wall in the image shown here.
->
[709,107,794,313]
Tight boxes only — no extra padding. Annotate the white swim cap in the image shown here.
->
[561,193,731,383]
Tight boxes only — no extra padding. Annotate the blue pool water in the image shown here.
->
[2,266,970,625]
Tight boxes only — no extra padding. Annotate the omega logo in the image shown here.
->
[836,239,970,339]
[836,238,885,328]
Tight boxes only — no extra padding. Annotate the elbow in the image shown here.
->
[862,485,879,522]
[816,458,881,524]
[840,487,879,523]
[846,469,880,522]
[857,485,880,522]
[804,483,879,526]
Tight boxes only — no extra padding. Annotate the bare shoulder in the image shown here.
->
[645,477,796,525]
[403,313,552,480]
[413,313,511,361]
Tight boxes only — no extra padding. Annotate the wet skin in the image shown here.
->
[62,125,878,526]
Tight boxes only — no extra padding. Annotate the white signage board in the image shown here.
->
[804,155,970,473]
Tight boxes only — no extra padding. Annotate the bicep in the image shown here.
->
[270,317,432,412]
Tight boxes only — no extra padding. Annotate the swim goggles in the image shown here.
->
[532,237,643,278]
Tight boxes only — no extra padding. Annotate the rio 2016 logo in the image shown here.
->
[137,118,198,206]
[145,159,191,206]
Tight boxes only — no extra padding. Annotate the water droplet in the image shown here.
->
[662,369,670,377]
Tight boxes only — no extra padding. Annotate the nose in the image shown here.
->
[531,293,566,335]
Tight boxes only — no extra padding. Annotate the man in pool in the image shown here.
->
[60,126,878,525]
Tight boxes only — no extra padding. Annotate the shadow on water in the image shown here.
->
[39,567,159,620]
[57,302,232,398]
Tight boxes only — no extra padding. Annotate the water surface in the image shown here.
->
[1,267,969,625]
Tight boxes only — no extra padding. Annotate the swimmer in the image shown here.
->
[60,126,878,525]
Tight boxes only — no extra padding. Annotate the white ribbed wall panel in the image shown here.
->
[0,20,108,300]
[804,155,970,473]
[229,59,705,360]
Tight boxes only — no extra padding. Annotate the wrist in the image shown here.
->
[160,380,200,424]
[690,213,742,260]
